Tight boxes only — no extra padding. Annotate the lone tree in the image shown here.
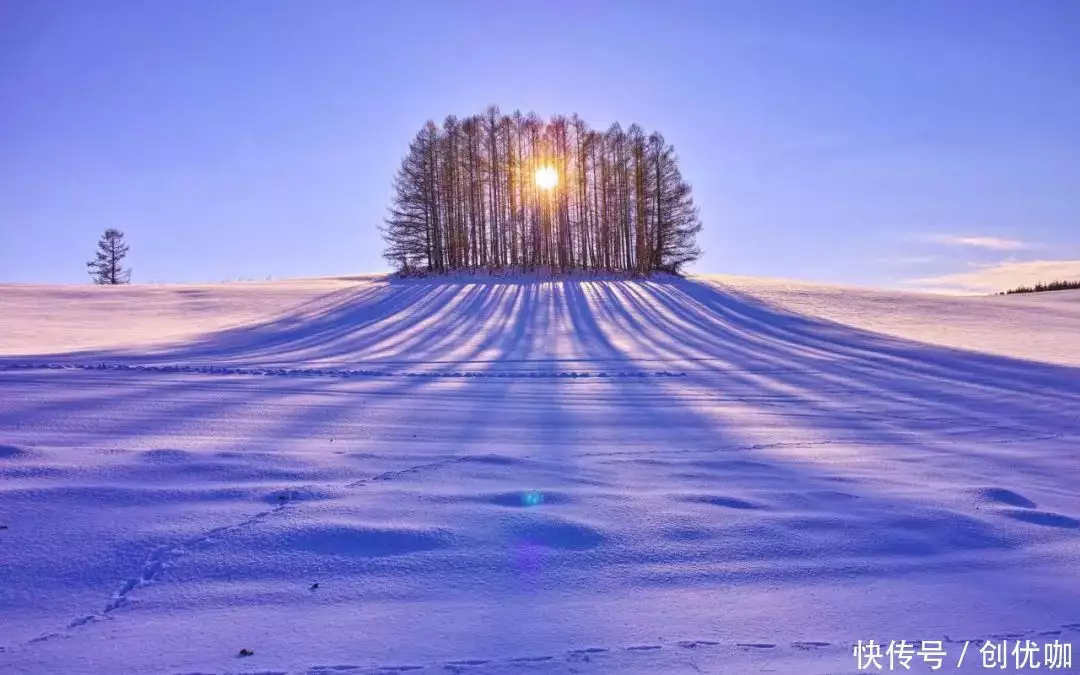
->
[87,228,131,285]
[383,106,702,275]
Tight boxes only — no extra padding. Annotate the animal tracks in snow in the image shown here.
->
[345,456,483,488]
[29,500,292,643]
[243,621,1080,674]
[303,638,775,674]
[26,454,492,645]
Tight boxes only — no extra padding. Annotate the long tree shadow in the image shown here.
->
[645,278,1080,429]
[7,275,1079,454]
[8,275,1079,448]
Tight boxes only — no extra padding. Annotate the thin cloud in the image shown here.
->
[907,259,1080,294]
[921,234,1039,251]
[877,255,941,265]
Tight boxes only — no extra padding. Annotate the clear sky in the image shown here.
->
[2,0,1078,292]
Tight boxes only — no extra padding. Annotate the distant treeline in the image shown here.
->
[382,106,702,275]
[999,280,1080,295]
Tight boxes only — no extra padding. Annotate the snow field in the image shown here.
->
[1,276,1078,674]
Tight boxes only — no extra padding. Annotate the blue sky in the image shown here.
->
[2,0,1078,292]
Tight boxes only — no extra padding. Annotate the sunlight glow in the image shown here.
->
[534,166,558,190]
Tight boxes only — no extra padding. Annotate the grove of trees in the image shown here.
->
[383,106,702,275]
[87,228,131,285]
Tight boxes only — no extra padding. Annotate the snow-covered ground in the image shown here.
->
[1,275,1078,674]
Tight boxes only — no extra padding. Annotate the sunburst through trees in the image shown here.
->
[535,166,558,191]
[382,106,702,275]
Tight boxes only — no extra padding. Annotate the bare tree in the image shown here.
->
[87,228,131,285]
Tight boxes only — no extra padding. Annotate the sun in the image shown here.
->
[535,166,558,190]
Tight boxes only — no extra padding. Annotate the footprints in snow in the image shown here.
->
[791,641,831,650]
[306,638,825,674]
[348,456,479,488]
[568,647,609,655]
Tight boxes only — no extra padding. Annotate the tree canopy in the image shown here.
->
[383,107,702,275]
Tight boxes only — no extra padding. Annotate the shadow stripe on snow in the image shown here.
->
[0,362,687,379]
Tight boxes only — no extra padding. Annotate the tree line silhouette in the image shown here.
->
[383,106,702,275]
[999,280,1080,295]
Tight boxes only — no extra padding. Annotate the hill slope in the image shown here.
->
[1,275,1078,674]
[3,274,1079,367]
